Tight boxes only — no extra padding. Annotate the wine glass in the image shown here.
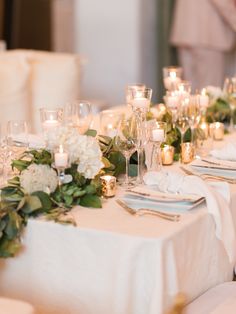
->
[114,117,137,187]
[7,120,29,160]
[176,103,189,145]
[184,95,201,142]
[163,66,182,91]
[223,77,236,132]
[100,110,124,137]
[64,101,92,134]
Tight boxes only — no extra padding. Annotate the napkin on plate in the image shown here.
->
[143,170,236,263]
[210,142,236,161]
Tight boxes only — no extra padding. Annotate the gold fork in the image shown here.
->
[180,166,236,184]
[116,199,180,222]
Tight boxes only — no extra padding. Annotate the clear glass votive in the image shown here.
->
[40,108,63,132]
[100,110,124,137]
[163,66,182,90]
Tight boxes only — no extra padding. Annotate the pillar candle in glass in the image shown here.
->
[163,66,182,90]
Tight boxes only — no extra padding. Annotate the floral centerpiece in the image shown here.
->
[0,127,125,257]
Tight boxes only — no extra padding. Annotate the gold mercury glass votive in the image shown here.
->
[199,121,209,139]
[161,145,175,165]
[209,122,224,140]
[100,175,116,198]
[181,142,195,164]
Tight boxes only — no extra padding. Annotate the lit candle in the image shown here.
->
[152,129,164,142]
[164,72,181,90]
[100,175,116,197]
[199,89,209,109]
[199,121,209,139]
[42,115,60,131]
[165,93,179,110]
[161,145,174,165]
[54,145,69,168]
[210,122,224,140]
[132,97,150,109]
[105,124,118,137]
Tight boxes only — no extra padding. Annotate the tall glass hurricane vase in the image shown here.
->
[130,87,152,184]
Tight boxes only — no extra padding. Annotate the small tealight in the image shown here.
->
[209,122,224,140]
[54,145,69,168]
[181,142,195,164]
[100,175,116,198]
[161,145,175,165]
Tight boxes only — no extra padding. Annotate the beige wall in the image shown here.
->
[0,0,4,38]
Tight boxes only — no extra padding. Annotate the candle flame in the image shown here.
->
[49,115,54,121]
[170,71,177,79]
[59,145,64,153]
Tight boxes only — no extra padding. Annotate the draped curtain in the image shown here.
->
[156,0,177,102]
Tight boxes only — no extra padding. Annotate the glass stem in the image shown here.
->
[125,155,130,186]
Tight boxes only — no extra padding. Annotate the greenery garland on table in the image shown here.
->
[0,128,126,258]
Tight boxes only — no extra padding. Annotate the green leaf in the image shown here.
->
[63,195,73,207]
[3,193,23,202]
[0,237,21,258]
[11,160,30,172]
[85,129,97,137]
[80,194,102,208]
[73,190,86,197]
[21,195,42,214]
[7,177,20,186]
[101,156,112,169]
[31,191,52,211]
[84,185,96,194]
[5,212,23,240]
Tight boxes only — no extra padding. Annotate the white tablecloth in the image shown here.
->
[0,133,236,314]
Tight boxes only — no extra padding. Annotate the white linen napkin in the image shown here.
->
[143,170,236,263]
[210,142,236,161]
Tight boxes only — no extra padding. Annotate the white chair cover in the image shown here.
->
[0,297,35,314]
[0,49,81,133]
[185,282,236,314]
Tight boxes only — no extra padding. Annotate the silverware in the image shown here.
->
[116,199,180,222]
[180,166,236,184]
[201,158,236,170]
[125,189,199,203]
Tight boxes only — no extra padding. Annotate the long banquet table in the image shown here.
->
[0,130,236,314]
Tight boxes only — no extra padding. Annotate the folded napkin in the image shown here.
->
[210,142,236,161]
[12,134,45,149]
[143,170,236,263]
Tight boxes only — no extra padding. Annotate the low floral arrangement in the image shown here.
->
[205,86,235,124]
[0,127,126,257]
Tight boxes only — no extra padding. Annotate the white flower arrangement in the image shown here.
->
[49,126,104,179]
[20,164,58,194]
[206,86,225,102]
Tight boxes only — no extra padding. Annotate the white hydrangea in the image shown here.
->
[20,164,58,194]
[206,86,225,101]
[49,126,104,179]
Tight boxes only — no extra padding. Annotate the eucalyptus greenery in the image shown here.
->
[0,130,127,258]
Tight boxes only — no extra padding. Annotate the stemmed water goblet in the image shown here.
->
[223,77,236,132]
[114,117,137,187]
[64,101,92,134]
[176,103,189,145]
[7,120,29,160]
